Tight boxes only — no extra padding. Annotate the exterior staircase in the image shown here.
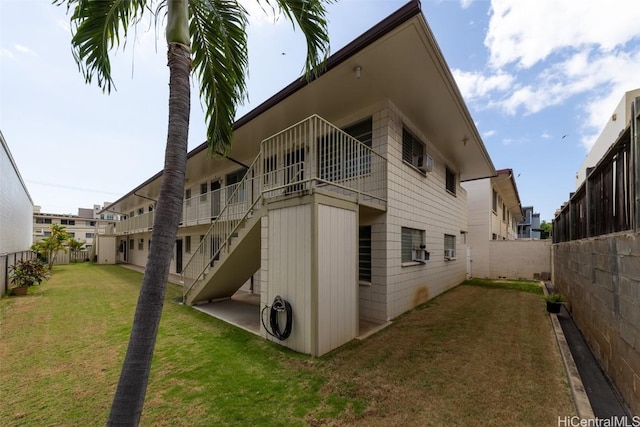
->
[182,155,263,305]
[181,115,389,305]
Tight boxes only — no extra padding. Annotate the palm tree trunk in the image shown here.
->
[107,37,191,427]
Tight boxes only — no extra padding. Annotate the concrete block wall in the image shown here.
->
[553,232,640,414]
[487,240,551,279]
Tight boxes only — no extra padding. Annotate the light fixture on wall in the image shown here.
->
[462,138,469,146]
[354,66,361,80]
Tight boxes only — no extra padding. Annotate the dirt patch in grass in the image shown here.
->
[305,285,574,426]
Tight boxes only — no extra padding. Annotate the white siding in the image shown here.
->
[317,204,357,356]
[264,205,312,355]
[95,236,117,264]
[0,133,33,254]
[462,179,491,278]
[381,101,468,320]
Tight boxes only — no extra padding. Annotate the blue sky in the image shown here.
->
[1,0,639,222]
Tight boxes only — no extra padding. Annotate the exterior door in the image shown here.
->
[122,238,128,262]
[211,180,221,218]
[176,239,183,274]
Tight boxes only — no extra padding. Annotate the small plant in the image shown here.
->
[544,293,564,303]
[9,258,50,289]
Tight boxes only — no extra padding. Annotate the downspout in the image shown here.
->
[633,97,640,231]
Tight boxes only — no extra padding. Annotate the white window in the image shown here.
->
[138,239,144,250]
[200,182,208,202]
[402,127,425,165]
[401,227,425,263]
[445,167,456,195]
[444,234,456,259]
[492,190,497,214]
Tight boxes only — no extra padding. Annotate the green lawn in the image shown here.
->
[0,264,574,426]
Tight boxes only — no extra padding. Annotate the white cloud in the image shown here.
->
[483,130,496,138]
[485,0,640,69]
[452,68,514,101]
[460,0,474,9]
[490,49,640,117]
[240,0,282,26]
[541,132,551,139]
[0,48,14,59]
[14,44,34,55]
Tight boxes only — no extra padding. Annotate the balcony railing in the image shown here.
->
[98,114,388,237]
[182,156,263,299]
[114,211,155,235]
[260,115,387,207]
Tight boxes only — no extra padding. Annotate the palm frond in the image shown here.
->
[56,0,147,93]
[265,0,331,79]
[189,0,249,154]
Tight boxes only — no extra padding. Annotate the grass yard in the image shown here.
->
[0,264,575,426]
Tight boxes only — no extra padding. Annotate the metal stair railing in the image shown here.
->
[182,154,262,301]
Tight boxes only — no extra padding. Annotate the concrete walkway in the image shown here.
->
[546,282,632,419]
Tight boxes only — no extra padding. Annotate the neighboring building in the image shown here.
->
[93,202,121,220]
[33,206,108,249]
[96,1,496,356]
[1,131,34,295]
[575,88,640,187]
[0,131,34,254]
[462,169,524,277]
[518,206,541,239]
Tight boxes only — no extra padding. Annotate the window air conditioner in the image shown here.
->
[413,247,429,263]
[444,248,456,260]
[412,154,433,172]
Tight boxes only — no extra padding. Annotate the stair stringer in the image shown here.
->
[185,206,266,305]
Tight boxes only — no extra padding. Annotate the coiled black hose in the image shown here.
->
[261,295,293,340]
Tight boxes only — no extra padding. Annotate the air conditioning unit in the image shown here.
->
[412,154,433,172]
[444,248,456,260]
[413,248,429,263]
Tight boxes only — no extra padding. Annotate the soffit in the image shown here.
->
[492,172,524,221]
[106,9,495,213]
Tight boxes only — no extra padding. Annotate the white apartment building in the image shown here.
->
[1,131,34,294]
[95,1,496,356]
[33,206,110,250]
[1,131,33,254]
[462,169,524,278]
[576,88,640,187]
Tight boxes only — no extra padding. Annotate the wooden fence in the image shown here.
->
[554,97,639,243]
[1,250,35,295]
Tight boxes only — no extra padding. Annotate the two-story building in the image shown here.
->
[461,168,524,278]
[517,206,541,239]
[1,131,34,294]
[95,1,496,356]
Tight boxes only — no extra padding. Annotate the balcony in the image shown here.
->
[98,115,387,237]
